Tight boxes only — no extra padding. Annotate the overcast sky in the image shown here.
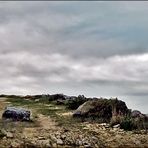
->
[0,1,148,113]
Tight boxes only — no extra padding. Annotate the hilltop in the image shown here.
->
[0,94,147,148]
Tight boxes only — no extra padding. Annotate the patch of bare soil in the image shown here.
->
[57,111,73,117]
[37,114,57,130]
[23,113,59,138]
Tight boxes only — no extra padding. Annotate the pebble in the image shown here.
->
[100,123,107,126]
[11,141,20,148]
[61,134,66,140]
[56,138,63,145]
[6,132,14,138]
[38,139,51,147]
[113,124,120,128]
[38,136,46,140]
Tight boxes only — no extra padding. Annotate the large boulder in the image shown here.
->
[131,110,143,118]
[2,106,31,121]
[131,110,148,119]
[130,110,148,129]
[73,98,129,122]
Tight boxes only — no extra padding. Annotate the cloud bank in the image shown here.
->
[0,1,148,113]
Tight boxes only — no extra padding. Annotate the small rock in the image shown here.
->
[61,134,66,140]
[91,136,98,143]
[50,135,57,142]
[56,135,61,139]
[105,124,110,128]
[2,136,6,140]
[112,128,118,132]
[132,138,141,145]
[38,136,46,140]
[11,141,20,148]
[100,123,107,126]
[38,139,50,147]
[52,143,57,147]
[78,140,83,146]
[84,144,92,148]
[6,132,13,138]
[83,127,89,130]
[113,124,120,128]
[56,138,63,145]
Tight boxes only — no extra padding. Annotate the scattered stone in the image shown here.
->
[100,123,107,126]
[84,144,92,148]
[83,127,89,130]
[52,143,57,147]
[56,138,63,145]
[61,134,66,140]
[113,124,120,128]
[6,132,13,138]
[78,141,82,146]
[91,136,98,143]
[11,141,20,148]
[0,129,6,138]
[50,135,57,142]
[38,136,46,140]
[38,139,51,147]
[2,136,6,140]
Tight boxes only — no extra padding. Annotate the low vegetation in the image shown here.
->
[0,94,147,147]
[5,96,83,129]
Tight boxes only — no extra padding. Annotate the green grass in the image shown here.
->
[6,97,35,106]
[37,105,82,128]
[5,97,83,129]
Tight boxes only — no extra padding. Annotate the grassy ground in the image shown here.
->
[5,97,83,129]
[0,96,83,146]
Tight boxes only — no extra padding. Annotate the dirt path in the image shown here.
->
[37,114,57,130]
[22,113,59,140]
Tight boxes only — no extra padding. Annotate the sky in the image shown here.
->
[0,1,148,113]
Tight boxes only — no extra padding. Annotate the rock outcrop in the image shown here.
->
[73,98,129,122]
[131,110,148,119]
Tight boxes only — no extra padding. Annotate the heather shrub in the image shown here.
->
[120,117,137,131]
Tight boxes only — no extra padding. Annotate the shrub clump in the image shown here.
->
[65,95,89,110]
[120,117,137,131]
[110,110,148,131]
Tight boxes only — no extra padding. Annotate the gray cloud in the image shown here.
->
[0,2,148,113]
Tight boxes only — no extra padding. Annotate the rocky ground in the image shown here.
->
[0,97,147,148]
